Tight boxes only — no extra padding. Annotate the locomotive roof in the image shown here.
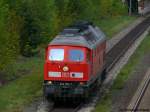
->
[49,22,106,49]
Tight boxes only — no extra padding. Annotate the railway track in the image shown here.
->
[128,69,150,112]
[48,17,150,112]
[106,16,150,71]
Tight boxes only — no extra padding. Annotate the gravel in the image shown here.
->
[112,53,150,112]
[23,98,52,112]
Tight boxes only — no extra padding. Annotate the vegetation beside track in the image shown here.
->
[97,16,136,38]
[95,34,150,112]
[0,54,44,112]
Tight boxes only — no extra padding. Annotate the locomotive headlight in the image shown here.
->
[71,72,83,78]
[63,66,69,72]
[47,81,52,84]
[48,72,61,77]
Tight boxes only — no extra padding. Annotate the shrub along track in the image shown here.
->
[48,16,150,112]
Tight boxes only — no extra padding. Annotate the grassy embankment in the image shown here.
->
[0,54,44,112]
[0,16,136,112]
[98,16,136,38]
[95,34,150,112]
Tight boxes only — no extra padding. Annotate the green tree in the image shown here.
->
[18,0,52,56]
[6,0,52,56]
[0,1,19,70]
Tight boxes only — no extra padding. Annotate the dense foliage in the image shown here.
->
[0,1,19,70]
[0,0,127,70]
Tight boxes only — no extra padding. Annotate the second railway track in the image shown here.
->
[48,16,150,112]
[128,69,150,112]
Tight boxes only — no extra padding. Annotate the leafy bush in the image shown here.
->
[0,1,19,70]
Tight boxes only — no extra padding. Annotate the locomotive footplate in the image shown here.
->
[43,81,89,98]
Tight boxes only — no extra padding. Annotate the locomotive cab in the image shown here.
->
[44,45,91,82]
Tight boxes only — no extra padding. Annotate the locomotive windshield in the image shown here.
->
[69,50,84,62]
[49,49,64,61]
[49,48,84,62]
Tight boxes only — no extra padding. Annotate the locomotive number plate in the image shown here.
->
[61,72,70,78]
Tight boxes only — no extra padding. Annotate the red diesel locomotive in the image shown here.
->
[44,21,106,100]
